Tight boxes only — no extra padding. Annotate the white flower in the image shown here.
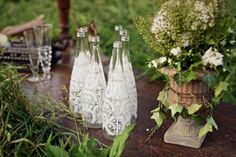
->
[170,47,182,56]
[148,57,167,68]
[0,34,9,47]
[202,47,224,66]
[159,56,167,63]
[148,59,159,68]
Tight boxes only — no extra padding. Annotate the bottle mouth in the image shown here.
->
[79,26,88,33]
[91,36,100,42]
[119,29,128,36]
[121,35,129,42]
[114,25,123,31]
[113,41,122,48]
[77,31,85,37]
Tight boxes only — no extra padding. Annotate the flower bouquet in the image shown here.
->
[135,0,236,148]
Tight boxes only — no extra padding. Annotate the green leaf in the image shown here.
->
[45,144,70,157]
[151,111,165,128]
[207,116,218,130]
[151,106,161,113]
[215,81,229,97]
[187,104,202,115]
[109,124,135,157]
[157,90,169,107]
[168,104,183,117]
[186,70,197,83]
[199,122,213,137]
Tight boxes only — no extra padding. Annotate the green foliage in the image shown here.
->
[46,145,70,157]
[199,116,218,137]
[0,0,155,72]
[0,65,133,157]
[151,107,165,128]
[168,104,183,117]
[215,81,229,97]
[187,104,202,115]
[45,124,135,157]
[109,124,135,157]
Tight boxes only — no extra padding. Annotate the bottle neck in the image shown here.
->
[91,42,101,64]
[113,47,123,71]
[76,36,89,56]
[122,41,131,62]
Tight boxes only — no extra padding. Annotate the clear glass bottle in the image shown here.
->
[121,35,137,122]
[69,31,90,113]
[114,25,123,41]
[108,25,123,79]
[102,41,131,140]
[119,29,128,40]
[81,36,106,128]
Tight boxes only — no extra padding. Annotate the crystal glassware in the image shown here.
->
[24,29,40,82]
[34,24,53,80]
[102,41,131,140]
[69,31,90,113]
[81,36,106,128]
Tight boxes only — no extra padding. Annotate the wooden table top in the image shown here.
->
[22,53,236,157]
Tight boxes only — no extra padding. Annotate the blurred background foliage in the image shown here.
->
[0,0,235,103]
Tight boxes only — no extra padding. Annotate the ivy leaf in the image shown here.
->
[157,90,169,107]
[199,122,213,137]
[187,104,202,115]
[168,104,183,117]
[215,81,229,97]
[151,111,165,128]
[151,106,161,113]
[207,116,218,130]
[186,70,197,83]
[199,116,218,137]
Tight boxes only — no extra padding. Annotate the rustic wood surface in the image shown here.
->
[22,52,236,157]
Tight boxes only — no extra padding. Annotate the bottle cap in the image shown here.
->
[113,41,122,48]
[114,25,123,31]
[91,36,100,42]
[121,35,129,41]
[77,31,85,37]
[79,27,88,33]
[119,29,128,36]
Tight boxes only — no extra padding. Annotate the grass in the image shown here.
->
[0,64,134,157]
[0,0,157,71]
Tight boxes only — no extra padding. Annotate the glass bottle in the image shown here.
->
[119,29,128,40]
[107,25,123,79]
[81,36,106,128]
[102,41,131,140]
[121,35,137,122]
[69,31,90,113]
[114,25,123,41]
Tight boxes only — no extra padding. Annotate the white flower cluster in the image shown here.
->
[148,56,167,68]
[190,1,215,31]
[170,47,182,56]
[150,10,171,38]
[202,47,223,66]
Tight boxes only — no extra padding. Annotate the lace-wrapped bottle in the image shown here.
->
[102,41,131,139]
[81,36,106,128]
[108,25,123,79]
[121,35,137,122]
[69,31,90,113]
